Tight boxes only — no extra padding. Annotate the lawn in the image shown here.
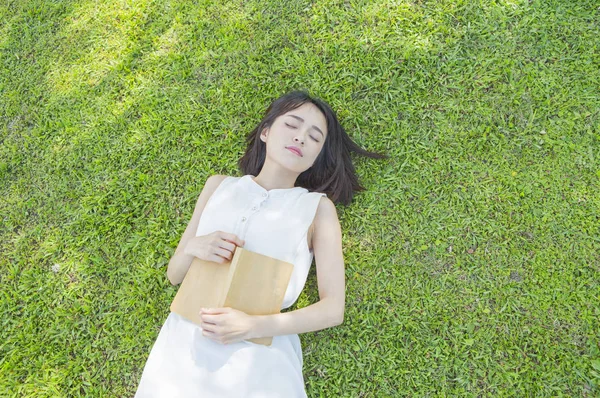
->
[1,0,598,396]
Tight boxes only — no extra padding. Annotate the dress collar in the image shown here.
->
[243,174,307,197]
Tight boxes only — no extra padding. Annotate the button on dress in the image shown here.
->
[135,174,327,397]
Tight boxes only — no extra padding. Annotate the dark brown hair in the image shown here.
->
[238,90,388,206]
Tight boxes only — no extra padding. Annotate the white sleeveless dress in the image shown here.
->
[135,174,327,398]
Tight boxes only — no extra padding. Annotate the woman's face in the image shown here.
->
[260,102,328,173]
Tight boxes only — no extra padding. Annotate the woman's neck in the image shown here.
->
[251,169,299,190]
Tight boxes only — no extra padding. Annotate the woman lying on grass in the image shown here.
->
[135,90,387,397]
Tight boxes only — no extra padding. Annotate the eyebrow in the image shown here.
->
[287,115,325,138]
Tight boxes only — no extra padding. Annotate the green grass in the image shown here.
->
[1,0,599,396]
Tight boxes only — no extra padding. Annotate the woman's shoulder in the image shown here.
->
[301,188,328,207]
[313,194,335,216]
[200,175,235,198]
[206,174,232,184]
[206,174,245,188]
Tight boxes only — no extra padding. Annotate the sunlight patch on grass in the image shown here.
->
[46,0,152,93]
[148,25,180,58]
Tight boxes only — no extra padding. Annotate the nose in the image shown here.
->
[294,136,304,145]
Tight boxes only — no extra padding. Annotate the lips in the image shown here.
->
[286,146,303,157]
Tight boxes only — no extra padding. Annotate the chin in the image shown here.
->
[279,157,306,170]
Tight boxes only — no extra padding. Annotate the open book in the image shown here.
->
[170,246,294,346]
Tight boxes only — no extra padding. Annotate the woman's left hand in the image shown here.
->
[199,307,257,344]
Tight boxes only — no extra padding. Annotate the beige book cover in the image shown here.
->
[170,246,294,346]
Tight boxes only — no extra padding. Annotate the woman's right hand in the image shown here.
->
[183,231,245,264]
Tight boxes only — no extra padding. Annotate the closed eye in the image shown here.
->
[285,123,319,142]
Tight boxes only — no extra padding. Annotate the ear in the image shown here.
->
[259,127,269,143]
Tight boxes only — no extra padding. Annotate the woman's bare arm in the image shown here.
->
[251,196,346,337]
[166,174,228,285]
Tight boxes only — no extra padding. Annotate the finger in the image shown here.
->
[202,329,219,341]
[201,319,217,326]
[201,307,228,314]
[200,314,220,325]
[216,239,236,253]
[208,253,228,264]
[221,232,245,247]
[202,327,226,341]
[200,323,217,333]
[213,246,234,261]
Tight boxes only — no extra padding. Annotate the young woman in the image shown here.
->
[135,90,387,397]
